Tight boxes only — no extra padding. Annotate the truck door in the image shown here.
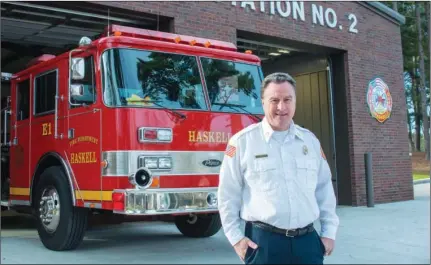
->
[9,77,31,202]
[66,54,102,203]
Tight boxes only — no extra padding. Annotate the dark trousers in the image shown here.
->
[244,222,325,264]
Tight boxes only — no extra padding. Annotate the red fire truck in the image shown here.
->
[1,24,263,251]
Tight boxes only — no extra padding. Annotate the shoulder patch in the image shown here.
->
[225,123,260,157]
[320,147,327,160]
[225,144,237,157]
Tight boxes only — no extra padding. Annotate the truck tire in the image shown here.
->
[175,213,222,238]
[34,166,88,251]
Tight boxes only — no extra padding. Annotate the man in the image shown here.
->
[217,72,339,264]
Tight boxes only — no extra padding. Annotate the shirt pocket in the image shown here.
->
[247,158,278,192]
[295,158,319,191]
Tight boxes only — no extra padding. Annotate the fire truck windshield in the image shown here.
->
[101,48,264,115]
[200,57,264,115]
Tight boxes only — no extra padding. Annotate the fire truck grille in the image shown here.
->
[113,188,218,215]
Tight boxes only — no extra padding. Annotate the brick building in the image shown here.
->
[1,1,410,206]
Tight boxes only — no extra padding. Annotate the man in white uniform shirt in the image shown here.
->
[217,72,339,264]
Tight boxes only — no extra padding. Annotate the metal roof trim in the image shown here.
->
[361,1,406,25]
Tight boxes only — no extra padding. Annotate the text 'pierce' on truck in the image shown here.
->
[0,24,264,251]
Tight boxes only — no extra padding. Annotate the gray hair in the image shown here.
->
[261,72,296,98]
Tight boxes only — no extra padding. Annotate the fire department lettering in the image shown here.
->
[42,123,52,136]
[69,136,99,147]
[70,152,97,164]
[188,131,232,143]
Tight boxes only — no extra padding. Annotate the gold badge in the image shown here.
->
[303,145,308,155]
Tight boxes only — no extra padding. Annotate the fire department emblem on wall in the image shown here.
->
[366,77,393,123]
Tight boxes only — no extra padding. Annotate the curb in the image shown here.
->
[414,178,430,185]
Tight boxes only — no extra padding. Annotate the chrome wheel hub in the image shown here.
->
[39,187,60,233]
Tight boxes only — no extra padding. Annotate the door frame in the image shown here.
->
[326,57,339,202]
[10,75,32,204]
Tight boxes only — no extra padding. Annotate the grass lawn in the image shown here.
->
[413,173,430,181]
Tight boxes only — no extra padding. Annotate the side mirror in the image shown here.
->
[71,58,85,80]
[70,84,94,105]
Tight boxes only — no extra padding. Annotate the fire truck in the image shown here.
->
[1,24,263,251]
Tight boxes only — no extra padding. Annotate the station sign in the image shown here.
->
[231,1,359,34]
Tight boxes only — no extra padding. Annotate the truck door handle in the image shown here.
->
[68,129,75,139]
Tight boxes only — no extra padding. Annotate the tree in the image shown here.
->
[397,2,422,151]
[137,52,201,102]
[387,1,430,153]
[392,1,398,11]
[199,58,256,104]
[415,2,430,160]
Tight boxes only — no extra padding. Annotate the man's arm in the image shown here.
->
[217,137,245,246]
[314,141,339,240]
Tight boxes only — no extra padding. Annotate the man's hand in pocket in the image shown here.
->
[234,237,258,260]
[320,237,335,256]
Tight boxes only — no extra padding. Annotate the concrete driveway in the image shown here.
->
[1,183,429,264]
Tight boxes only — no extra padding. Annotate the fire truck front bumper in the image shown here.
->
[111,188,219,215]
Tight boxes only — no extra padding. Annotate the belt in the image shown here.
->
[251,221,314,237]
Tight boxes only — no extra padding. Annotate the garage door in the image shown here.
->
[1,1,172,74]
[236,30,339,198]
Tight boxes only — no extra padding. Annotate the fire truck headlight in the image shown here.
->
[157,129,172,141]
[207,192,218,207]
[158,157,172,169]
[144,157,158,169]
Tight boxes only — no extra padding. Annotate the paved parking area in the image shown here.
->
[1,183,429,264]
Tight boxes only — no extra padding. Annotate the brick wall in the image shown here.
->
[94,1,413,205]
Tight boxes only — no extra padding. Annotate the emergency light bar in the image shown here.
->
[105,24,237,52]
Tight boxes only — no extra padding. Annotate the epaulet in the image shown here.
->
[228,123,259,146]
[294,124,310,139]
[296,125,319,137]
[295,124,310,133]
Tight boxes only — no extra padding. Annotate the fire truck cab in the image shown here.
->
[1,25,264,251]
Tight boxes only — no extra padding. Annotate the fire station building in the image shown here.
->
[1,1,410,206]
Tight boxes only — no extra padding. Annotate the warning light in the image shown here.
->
[101,160,109,169]
[150,176,160,188]
[105,25,238,52]
[245,50,253,54]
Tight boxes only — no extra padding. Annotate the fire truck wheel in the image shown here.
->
[175,213,222,238]
[34,166,88,251]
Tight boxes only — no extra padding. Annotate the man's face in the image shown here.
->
[261,81,296,131]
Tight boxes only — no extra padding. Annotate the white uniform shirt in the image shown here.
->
[218,118,339,246]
